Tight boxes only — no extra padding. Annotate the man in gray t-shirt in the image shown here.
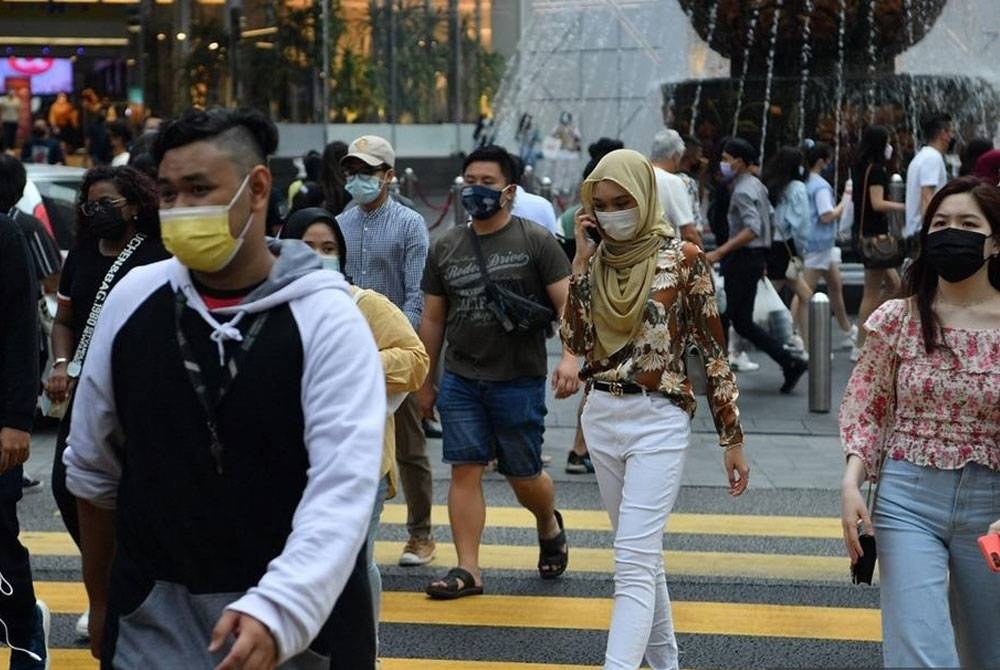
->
[419,145,578,599]
[706,138,807,394]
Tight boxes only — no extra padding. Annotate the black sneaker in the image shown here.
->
[10,599,48,669]
[566,451,595,474]
[780,357,809,394]
[21,476,43,494]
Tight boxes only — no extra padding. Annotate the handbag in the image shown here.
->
[784,240,804,281]
[858,165,903,266]
[467,223,556,334]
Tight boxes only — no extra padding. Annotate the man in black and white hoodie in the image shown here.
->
[65,108,385,669]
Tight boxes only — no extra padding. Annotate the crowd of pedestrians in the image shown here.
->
[0,104,997,670]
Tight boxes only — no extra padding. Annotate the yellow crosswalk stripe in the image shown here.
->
[381,593,880,642]
[381,504,842,538]
[21,582,880,642]
[375,542,848,581]
[19,533,848,581]
[0,649,603,669]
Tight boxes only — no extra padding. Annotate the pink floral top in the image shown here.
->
[840,298,1000,480]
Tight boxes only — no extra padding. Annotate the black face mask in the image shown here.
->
[88,205,128,240]
[925,227,989,283]
[947,137,958,154]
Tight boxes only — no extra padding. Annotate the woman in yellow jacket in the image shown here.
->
[282,207,429,657]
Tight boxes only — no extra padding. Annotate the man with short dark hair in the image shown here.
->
[419,144,577,599]
[705,137,808,394]
[905,112,953,241]
[65,107,385,668]
[0,205,48,668]
[108,120,133,167]
[20,120,63,165]
[336,134,437,568]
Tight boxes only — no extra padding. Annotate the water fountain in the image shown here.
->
[665,0,1000,180]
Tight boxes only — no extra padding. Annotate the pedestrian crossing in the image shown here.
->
[3,496,882,668]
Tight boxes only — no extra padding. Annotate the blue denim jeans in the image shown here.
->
[437,372,547,478]
[874,458,1000,668]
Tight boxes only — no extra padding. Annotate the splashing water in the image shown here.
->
[867,0,878,124]
[903,0,919,138]
[690,0,719,133]
[797,0,815,144]
[732,1,762,137]
[759,0,784,161]
[834,0,847,184]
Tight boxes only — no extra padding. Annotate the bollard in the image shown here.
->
[452,176,466,227]
[389,175,401,200]
[523,164,535,191]
[888,173,905,237]
[539,176,553,205]
[401,167,416,199]
[808,292,831,413]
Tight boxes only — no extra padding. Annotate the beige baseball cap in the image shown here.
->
[342,135,395,169]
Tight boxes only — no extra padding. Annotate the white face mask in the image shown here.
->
[320,255,340,273]
[595,207,641,241]
[884,144,894,161]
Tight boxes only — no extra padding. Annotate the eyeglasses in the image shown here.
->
[80,197,126,217]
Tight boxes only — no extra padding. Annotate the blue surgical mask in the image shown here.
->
[320,255,340,273]
[461,184,509,220]
[345,174,384,205]
[720,162,736,181]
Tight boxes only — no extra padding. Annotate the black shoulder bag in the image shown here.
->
[467,222,556,334]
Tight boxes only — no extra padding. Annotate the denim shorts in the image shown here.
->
[436,371,547,478]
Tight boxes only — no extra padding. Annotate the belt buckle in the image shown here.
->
[608,382,624,397]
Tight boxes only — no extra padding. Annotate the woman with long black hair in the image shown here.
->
[840,176,1000,667]
[761,145,814,347]
[850,126,906,356]
[44,166,169,638]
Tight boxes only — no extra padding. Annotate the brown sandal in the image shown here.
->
[538,510,568,580]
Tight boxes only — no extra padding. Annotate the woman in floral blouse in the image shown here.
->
[560,149,748,670]
[840,177,1000,668]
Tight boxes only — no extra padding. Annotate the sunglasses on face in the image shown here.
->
[80,197,126,217]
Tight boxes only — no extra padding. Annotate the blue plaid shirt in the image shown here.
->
[336,198,429,329]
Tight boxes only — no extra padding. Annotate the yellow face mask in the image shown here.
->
[160,175,253,273]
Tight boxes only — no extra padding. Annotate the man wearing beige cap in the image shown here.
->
[336,135,436,567]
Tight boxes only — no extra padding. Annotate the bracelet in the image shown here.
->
[52,357,69,368]
[722,442,743,452]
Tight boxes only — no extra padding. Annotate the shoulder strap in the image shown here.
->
[466,225,515,332]
[859,164,873,238]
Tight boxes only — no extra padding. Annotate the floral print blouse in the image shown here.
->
[560,238,743,448]
[840,298,1000,480]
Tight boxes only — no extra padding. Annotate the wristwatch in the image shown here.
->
[67,361,83,379]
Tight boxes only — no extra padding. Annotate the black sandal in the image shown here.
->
[538,509,568,580]
[425,567,484,600]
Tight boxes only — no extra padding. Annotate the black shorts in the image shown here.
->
[766,240,795,280]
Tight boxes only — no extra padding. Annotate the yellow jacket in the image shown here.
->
[350,286,429,499]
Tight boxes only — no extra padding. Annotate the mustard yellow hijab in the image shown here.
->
[580,149,672,361]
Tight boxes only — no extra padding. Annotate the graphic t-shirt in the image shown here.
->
[58,236,170,350]
[422,216,571,381]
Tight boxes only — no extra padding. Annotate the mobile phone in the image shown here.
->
[586,224,602,244]
[850,531,877,585]
[978,534,1000,573]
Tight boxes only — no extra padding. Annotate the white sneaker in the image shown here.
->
[839,325,858,350]
[75,608,89,639]
[786,334,806,352]
[728,351,760,372]
[850,346,862,362]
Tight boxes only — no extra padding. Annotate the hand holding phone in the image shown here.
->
[978,533,1000,573]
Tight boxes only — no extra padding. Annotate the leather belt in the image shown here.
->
[590,381,647,397]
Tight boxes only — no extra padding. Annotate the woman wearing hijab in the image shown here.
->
[561,150,749,670]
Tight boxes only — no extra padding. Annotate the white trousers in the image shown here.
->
[582,390,690,670]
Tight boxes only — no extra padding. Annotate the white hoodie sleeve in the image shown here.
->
[64,264,167,508]
[225,288,385,662]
